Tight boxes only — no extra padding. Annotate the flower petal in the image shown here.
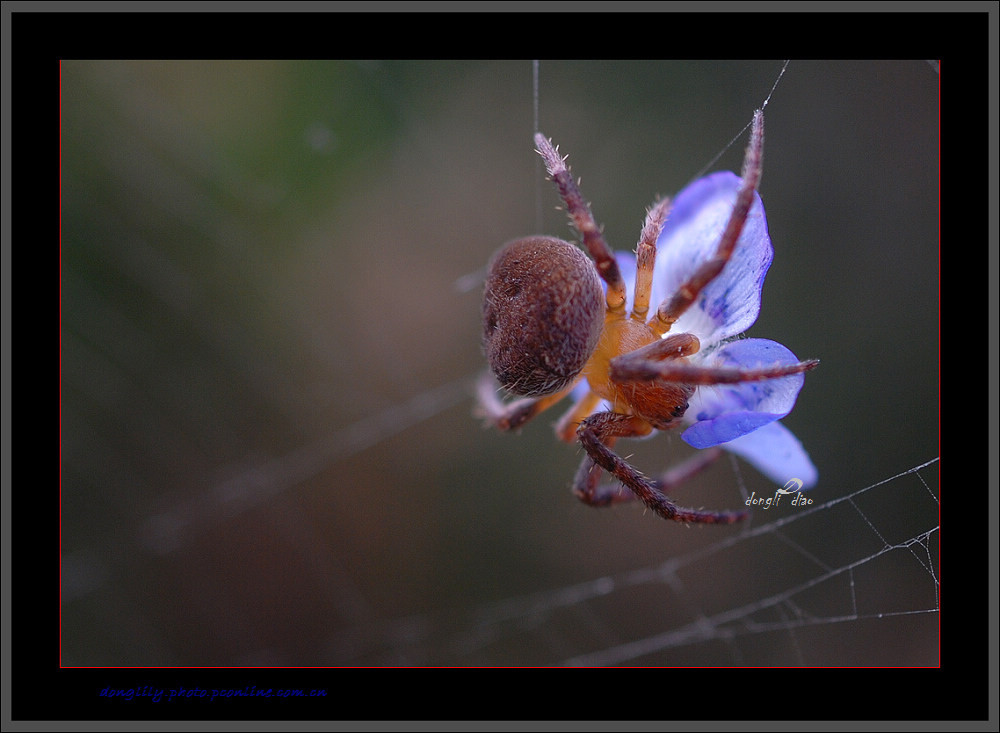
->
[717,420,818,488]
[613,251,638,313]
[652,172,772,346]
[681,339,807,448]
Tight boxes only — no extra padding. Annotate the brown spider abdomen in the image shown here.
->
[482,236,604,397]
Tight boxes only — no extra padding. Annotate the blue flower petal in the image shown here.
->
[717,421,818,488]
[681,339,807,448]
[613,251,638,313]
[652,172,773,346]
[682,410,780,449]
[575,168,816,489]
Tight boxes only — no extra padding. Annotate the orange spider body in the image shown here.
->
[583,313,693,432]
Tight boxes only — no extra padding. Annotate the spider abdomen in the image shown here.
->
[482,237,604,397]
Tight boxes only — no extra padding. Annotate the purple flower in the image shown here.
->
[603,171,816,488]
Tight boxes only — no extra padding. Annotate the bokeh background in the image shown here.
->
[59,59,939,667]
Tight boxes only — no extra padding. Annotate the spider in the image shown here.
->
[477,110,818,525]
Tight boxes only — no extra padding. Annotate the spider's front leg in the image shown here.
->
[610,346,820,385]
[576,412,747,525]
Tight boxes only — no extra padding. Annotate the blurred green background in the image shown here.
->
[60,60,938,666]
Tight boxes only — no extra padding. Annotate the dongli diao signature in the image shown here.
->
[745,478,814,509]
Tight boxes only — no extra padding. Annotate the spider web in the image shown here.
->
[324,444,940,668]
[136,381,940,669]
[56,57,944,681]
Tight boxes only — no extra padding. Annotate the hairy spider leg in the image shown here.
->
[631,197,671,323]
[550,198,674,442]
[572,332,767,522]
[475,372,579,432]
[577,412,747,524]
[484,134,654,436]
[574,442,724,508]
[612,352,820,385]
[478,133,624,435]
[534,133,627,315]
[651,109,765,337]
